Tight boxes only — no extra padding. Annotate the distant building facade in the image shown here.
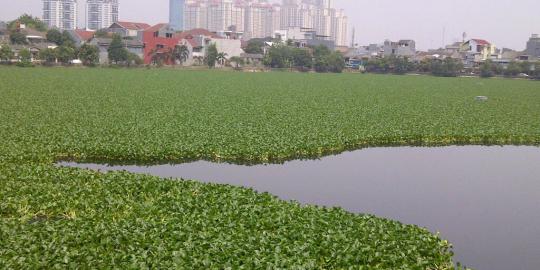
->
[89,37,144,64]
[525,34,540,59]
[460,39,498,67]
[383,40,416,57]
[43,0,78,30]
[181,0,347,46]
[274,26,335,49]
[86,0,119,31]
[108,21,151,39]
[169,0,185,31]
[142,24,181,64]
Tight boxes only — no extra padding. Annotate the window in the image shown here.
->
[166,33,173,38]
[157,44,164,49]
[153,31,159,38]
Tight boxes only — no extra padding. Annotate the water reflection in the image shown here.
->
[59,146,540,270]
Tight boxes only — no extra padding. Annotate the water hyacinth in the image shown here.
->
[1,67,539,268]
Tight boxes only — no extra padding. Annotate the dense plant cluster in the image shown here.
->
[366,57,463,77]
[1,68,539,268]
[264,44,345,73]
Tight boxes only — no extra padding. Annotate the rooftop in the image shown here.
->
[114,21,151,31]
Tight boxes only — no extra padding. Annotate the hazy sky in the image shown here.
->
[1,0,539,50]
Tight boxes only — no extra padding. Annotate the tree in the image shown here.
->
[503,61,521,77]
[10,31,27,45]
[216,52,228,66]
[46,29,63,45]
[206,43,218,68]
[431,58,462,77]
[61,30,76,48]
[17,48,33,67]
[0,44,14,63]
[127,52,143,67]
[313,45,331,59]
[244,40,264,54]
[170,45,189,66]
[39,48,57,65]
[365,57,390,73]
[264,44,292,68]
[313,45,334,73]
[78,44,99,66]
[519,61,536,76]
[291,48,312,71]
[8,14,47,32]
[108,34,128,64]
[326,52,345,73]
[193,56,204,66]
[229,56,244,69]
[95,29,109,38]
[479,60,494,78]
[148,48,165,66]
[55,46,76,64]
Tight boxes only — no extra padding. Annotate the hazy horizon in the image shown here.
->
[0,0,539,51]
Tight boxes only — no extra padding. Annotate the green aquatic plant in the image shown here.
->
[2,67,539,268]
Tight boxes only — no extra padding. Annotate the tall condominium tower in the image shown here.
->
[169,0,185,31]
[42,0,78,30]
[280,0,347,46]
[86,0,119,30]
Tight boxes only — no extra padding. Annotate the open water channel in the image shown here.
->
[60,146,540,270]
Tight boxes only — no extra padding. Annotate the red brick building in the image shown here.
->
[142,24,180,65]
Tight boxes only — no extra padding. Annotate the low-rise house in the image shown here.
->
[108,21,151,39]
[11,43,56,62]
[177,28,244,65]
[274,27,336,50]
[383,39,416,57]
[67,29,95,47]
[89,37,144,64]
[345,44,382,59]
[142,24,180,64]
[20,28,48,44]
[460,39,498,66]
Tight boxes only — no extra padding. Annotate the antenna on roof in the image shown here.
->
[442,26,446,48]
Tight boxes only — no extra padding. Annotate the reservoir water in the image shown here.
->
[59,146,540,270]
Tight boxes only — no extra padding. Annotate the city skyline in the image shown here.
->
[1,0,539,50]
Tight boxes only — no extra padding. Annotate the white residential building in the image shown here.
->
[180,0,346,44]
[42,0,78,30]
[86,0,119,30]
[245,2,280,39]
[279,0,347,46]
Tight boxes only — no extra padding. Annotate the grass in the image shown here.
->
[1,67,539,268]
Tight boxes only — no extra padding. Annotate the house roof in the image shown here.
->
[176,28,220,39]
[92,37,144,47]
[471,39,490,45]
[115,21,151,31]
[144,23,169,33]
[180,37,200,48]
[74,29,94,41]
[21,28,46,39]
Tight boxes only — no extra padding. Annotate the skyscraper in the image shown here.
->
[42,0,78,30]
[86,0,118,30]
[279,0,347,46]
[169,0,185,31]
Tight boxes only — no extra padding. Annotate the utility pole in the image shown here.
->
[350,27,355,48]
